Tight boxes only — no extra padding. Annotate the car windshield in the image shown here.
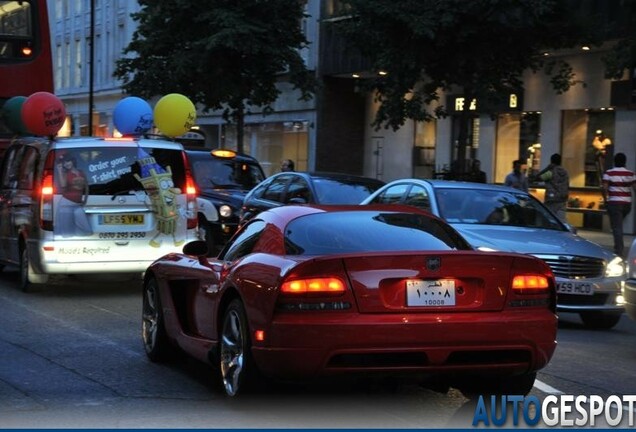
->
[435,188,565,230]
[284,210,471,255]
[312,178,383,204]
[191,158,264,190]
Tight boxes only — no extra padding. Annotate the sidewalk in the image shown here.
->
[577,229,635,259]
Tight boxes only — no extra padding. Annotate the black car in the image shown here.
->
[186,149,266,254]
[240,171,385,224]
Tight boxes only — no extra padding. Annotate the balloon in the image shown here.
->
[21,92,66,136]
[1,96,28,135]
[154,93,196,138]
[113,96,153,136]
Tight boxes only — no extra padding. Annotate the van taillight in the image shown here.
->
[40,172,54,231]
[182,151,198,230]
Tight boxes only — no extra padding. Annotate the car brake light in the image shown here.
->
[41,174,54,196]
[281,277,345,295]
[511,274,549,292]
[39,167,55,231]
[182,151,198,229]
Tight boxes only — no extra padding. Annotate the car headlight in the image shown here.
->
[219,205,232,218]
[606,256,626,278]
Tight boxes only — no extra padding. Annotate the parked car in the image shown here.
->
[625,238,636,321]
[185,148,265,254]
[240,171,384,224]
[142,204,557,397]
[361,179,626,329]
[0,136,198,291]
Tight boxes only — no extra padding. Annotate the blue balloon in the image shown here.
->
[113,96,153,136]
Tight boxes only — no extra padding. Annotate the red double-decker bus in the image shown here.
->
[0,0,53,156]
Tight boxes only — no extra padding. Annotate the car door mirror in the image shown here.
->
[288,197,307,204]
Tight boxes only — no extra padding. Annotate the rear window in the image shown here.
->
[313,178,383,204]
[52,146,186,196]
[190,156,264,190]
[284,210,471,255]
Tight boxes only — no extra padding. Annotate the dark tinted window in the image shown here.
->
[17,146,38,189]
[262,176,290,203]
[313,177,383,204]
[221,220,266,261]
[191,156,264,190]
[370,184,408,205]
[284,211,471,255]
[286,176,312,203]
[52,147,186,196]
[0,145,24,188]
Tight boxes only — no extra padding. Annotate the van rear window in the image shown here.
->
[52,147,186,196]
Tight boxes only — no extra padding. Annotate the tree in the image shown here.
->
[114,0,316,153]
[336,0,594,173]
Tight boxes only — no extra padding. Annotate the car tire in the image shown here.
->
[219,298,256,397]
[457,372,536,398]
[580,311,622,330]
[19,245,47,292]
[142,277,173,361]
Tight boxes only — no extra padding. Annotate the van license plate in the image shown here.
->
[100,214,145,225]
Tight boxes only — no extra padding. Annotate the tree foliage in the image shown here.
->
[336,0,594,131]
[114,0,316,151]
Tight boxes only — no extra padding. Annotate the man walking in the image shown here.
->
[504,159,529,191]
[538,153,570,223]
[602,152,636,256]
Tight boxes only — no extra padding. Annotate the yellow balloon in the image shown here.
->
[154,93,196,138]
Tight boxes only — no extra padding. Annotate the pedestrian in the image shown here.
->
[602,152,636,256]
[537,153,569,223]
[280,159,295,172]
[504,159,529,191]
[470,159,487,183]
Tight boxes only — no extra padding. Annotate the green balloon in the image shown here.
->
[2,96,28,135]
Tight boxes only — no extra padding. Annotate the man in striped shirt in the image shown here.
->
[602,152,636,256]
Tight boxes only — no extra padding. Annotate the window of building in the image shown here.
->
[561,109,615,188]
[413,120,436,179]
[494,112,542,183]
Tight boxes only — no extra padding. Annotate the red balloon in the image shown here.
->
[21,92,66,136]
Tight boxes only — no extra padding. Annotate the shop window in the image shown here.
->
[494,112,541,183]
[561,109,614,188]
[413,119,436,179]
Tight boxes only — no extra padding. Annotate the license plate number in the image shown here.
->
[406,279,456,306]
[556,281,594,296]
[100,214,144,225]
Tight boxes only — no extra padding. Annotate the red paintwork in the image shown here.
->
[147,205,557,380]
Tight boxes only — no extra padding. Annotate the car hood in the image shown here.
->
[453,224,615,260]
[198,188,246,208]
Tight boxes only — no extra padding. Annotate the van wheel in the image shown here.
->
[19,246,48,292]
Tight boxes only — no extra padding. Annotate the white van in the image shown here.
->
[0,136,198,291]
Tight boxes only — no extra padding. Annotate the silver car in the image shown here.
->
[361,179,626,329]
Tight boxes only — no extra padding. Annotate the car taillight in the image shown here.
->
[281,277,346,296]
[511,275,549,293]
[39,171,54,231]
[182,152,198,230]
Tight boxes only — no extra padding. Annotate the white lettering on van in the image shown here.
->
[88,160,109,172]
[110,156,128,169]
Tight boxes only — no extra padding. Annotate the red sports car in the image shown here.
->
[142,205,557,397]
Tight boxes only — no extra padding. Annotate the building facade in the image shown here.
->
[48,0,635,234]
